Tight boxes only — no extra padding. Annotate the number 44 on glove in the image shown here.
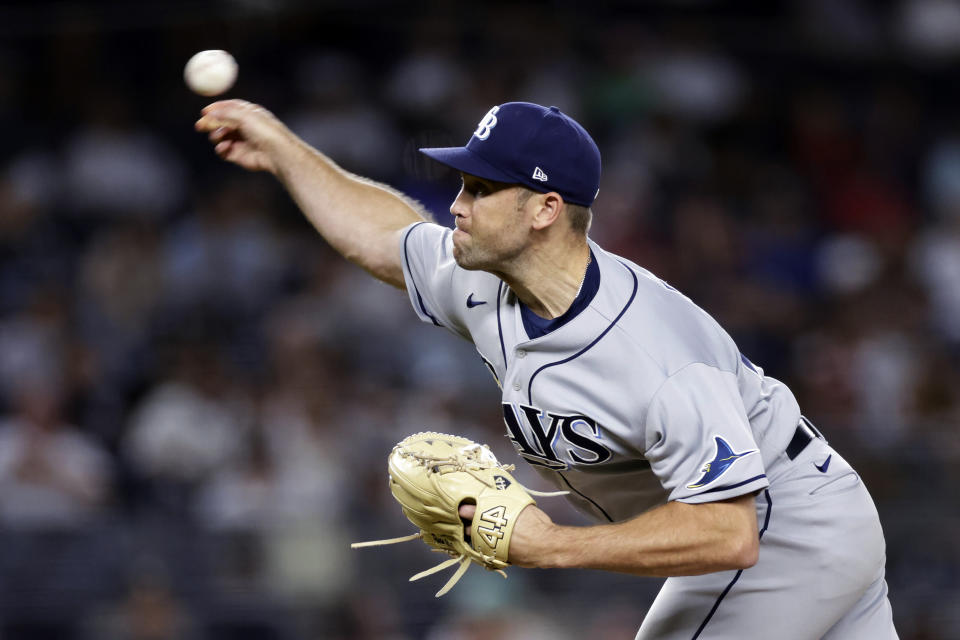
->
[351,432,566,597]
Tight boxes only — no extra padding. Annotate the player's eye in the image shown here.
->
[463,181,486,197]
[462,176,499,198]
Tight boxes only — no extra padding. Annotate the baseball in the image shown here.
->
[184,50,238,97]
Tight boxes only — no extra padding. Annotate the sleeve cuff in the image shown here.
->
[675,474,770,504]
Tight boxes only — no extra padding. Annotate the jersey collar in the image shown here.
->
[519,248,600,340]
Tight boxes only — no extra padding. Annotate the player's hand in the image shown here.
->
[458,502,555,568]
[195,99,290,174]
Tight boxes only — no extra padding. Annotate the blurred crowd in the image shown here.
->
[2,1,960,638]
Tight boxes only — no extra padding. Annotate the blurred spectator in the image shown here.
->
[639,41,747,123]
[73,223,163,440]
[897,0,960,59]
[85,558,199,640]
[122,342,251,512]
[384,15,468,120]
[160,179,288,316]
[192,384,352,603]
[288,51,402,177]
[62,90,187,221]
[0,157,76,313]
[815,233,884,295]
[850,319,924,449]
[0,377,112,529]
[797,0,883,55]
[425,609,572,640]
[911,135,960,345]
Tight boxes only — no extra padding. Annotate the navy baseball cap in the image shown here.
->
[419,102,601,207]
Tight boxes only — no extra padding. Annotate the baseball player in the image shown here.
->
[196,100,898,639]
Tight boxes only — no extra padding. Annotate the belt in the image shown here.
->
[785,416,825,461]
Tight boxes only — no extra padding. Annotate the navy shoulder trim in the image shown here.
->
[402,222,441,327]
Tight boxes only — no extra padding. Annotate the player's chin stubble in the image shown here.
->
[453,233,509,272]
[452,232,482,270]
[452,245,483,271]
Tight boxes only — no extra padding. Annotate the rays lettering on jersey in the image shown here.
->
[502,403,612,470]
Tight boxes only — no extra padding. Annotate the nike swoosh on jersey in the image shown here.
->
[686,436,756,489]
[814,454,832,473]
[466,293,487,308]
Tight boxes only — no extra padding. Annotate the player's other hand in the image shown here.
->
[195,99,289,174]
[458,502,554,568]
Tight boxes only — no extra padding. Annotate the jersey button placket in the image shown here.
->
[505,340,532,398]
[508,350,527,394]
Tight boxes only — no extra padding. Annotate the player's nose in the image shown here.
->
[450,187,470,218]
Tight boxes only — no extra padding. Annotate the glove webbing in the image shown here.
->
[397,450,567,497]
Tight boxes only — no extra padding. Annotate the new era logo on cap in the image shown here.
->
[418,102,602,207]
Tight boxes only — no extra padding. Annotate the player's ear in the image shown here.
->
[529,192,564,231]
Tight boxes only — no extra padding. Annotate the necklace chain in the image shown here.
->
[574,254,591,299]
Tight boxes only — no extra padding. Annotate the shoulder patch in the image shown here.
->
[686,436,756,490]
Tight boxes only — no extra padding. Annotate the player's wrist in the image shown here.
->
[260,125,304,176]
[508,505,566,569]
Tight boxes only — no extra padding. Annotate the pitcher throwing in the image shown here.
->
[196,99,898,639]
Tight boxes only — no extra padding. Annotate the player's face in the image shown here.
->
[449,174,532,271]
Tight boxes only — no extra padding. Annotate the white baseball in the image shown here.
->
[184,50,238,97]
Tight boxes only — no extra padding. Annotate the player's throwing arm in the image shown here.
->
[195,100,426,287]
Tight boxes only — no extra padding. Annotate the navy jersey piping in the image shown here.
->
[691,489,773,640]
[525,259,638,523]
[403,222,441,327]
[526,260,639,401]
[557,472,614,522]
[496,281,506,366]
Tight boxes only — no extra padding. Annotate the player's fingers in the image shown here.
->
[214,140,234,158]
[195,114,226,132]
[200,99,263,125]
[459,503,476,543]
[208,126,233,143]
[196,101,250,131]
[197,102,274,136]
[200,99,249,115]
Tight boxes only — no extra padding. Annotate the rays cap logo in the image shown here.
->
[419,102,602,207]
[686,436,756,490]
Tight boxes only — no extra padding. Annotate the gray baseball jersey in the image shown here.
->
[400,221,897,639]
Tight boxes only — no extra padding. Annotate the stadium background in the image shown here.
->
[2,0,959,638]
